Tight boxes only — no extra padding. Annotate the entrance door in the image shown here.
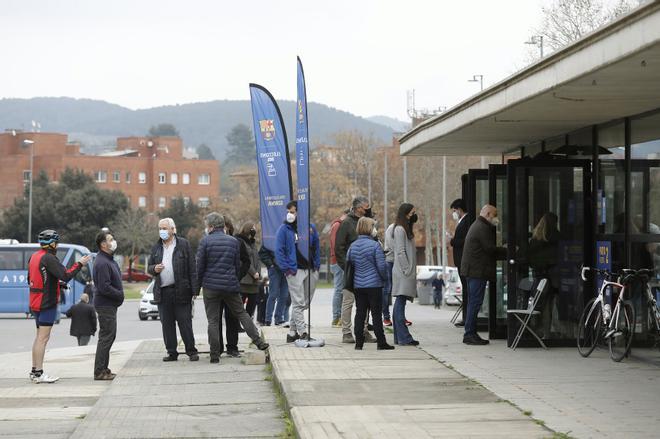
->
[507,160,593,347]
[488,164,508,339]
[467,169,490,332]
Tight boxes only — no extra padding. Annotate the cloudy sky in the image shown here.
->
[1,0,550,121]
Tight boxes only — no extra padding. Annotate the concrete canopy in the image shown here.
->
[400,1,660,157]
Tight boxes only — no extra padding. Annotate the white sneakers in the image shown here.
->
[30,372,60,384]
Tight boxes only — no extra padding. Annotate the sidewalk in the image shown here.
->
[261,325,549,438]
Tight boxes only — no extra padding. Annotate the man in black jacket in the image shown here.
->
[450,198,469,326]
[147,218,199,362]
[93,230,124,380]
[66,293,96,346]
[461,205,506,345]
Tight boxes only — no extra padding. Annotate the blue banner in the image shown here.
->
[296,57,311,261]
[249,84,293,252]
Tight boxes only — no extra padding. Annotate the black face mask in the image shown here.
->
[249,229,256,238]
[410,213,418,224]
[364,208,373,218]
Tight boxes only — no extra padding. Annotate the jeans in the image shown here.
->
[330,264,344,321]
[392,295,414,344]
[77,335,91,346]
[266,266,289,324]
[158,286,197,357]
[286,269,319,335]
[433,289,443,307]
[94,306,117,376]
[204,288,262,359]
[222,303,239,352]
[354,288,386,345]
[382,261,393,320]
[465,278,487,337]
[459,274,467,322]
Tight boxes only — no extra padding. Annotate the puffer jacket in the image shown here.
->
[196,229,241,293]
[347,235,387,289]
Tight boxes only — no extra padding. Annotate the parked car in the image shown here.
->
[122,268,152,282]
[138,281,159,321]
[416,265,462,306]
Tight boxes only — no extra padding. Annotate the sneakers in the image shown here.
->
[377,343,395,350]
[399,340,420,346]
[383,318,392,327]
[286,333,300,343]
[463,334,489,345]
[94,370,116,381]
[342,334,355,344]
[331,318,341,327]
[30,372,59,384]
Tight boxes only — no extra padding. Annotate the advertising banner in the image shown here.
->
[296,57,311,261]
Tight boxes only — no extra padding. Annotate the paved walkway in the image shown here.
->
[262,325,549,438]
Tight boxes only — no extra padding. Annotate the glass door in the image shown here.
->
[507,160,592,347]
[467,169,490,332]
[489,164,508,339]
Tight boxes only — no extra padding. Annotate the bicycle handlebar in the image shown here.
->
[581,266,656,283]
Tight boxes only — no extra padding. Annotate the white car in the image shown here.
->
[416,265,463,306]
[138,281,159,321]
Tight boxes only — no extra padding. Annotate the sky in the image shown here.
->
[0,0,547,121]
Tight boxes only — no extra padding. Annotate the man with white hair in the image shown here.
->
[147,217,200,362]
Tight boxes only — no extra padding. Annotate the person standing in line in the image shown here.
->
[147,218,199,362]
[275,201,320,342]
[236,222,262,318]
[28,229,90,383]
[329,209,349,327]
[93,230,124,380]
[461,204,506,346]
[347,217,395,351]
[432,273,445,309]
[391,203,420,346]
[449,198,469,327]
[259,244,290,326]
[66,293,96,346]
[334,196,375,344]
[198,212,269,363]
[383,223,396,327]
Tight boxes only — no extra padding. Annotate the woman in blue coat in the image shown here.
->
[347,217,395,351]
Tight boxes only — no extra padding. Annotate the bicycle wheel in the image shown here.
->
[609,300,635,362]
[577,298,602,357]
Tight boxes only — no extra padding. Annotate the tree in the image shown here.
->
[148,123,179,137]
[225,124,255,167]
[110,207,154,280]
[0,168,128,250]
[196,143,215,160]
[536,0,640,54]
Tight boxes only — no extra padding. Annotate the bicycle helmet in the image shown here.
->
[38,229,60,247]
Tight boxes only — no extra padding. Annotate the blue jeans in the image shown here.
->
[382,261,393,320]
[330,264,344,321]
[465,278,487,337]
[266,266,289,324]
[392,295,414,344]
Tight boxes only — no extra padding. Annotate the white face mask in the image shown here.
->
[371,227,378,238]
[286,212,296,224]
[452,211,460,221]
[109,239,117,252]
[490,217,500,227]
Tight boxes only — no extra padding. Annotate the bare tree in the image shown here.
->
[536,0,641,53]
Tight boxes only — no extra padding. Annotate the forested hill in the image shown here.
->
[0,97,395,157]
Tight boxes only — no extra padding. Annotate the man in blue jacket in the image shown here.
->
[93,230,124,380]
[275,201,321,343]
[197,212,269,363]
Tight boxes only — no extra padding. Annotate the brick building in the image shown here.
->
[0,131,220,211]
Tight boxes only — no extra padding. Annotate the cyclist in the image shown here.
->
[28,229,90,383]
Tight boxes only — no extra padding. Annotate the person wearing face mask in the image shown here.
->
[460,204,506,346]
[236,222,262,318]
[449,199,468,326]
[147,218,199,362]
[27,230,90,384]
[275,201,321,342]
[334,196,376,344]
[93,230,124,380]
[391,203,420,346]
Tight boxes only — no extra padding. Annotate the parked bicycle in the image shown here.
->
[577,267,639,362]
[638,269,660,345]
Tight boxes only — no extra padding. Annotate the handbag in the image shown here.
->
[344,248,356,293]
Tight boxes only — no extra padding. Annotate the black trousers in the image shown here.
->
[256,285,267,324]
[354,287,386,345]
[158,286,197,357]
[242,293,258,317]
[94,306,117,376]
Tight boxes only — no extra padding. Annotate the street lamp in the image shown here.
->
[468,74,484,91]
[21,139,35,243]
[525,35,544,58]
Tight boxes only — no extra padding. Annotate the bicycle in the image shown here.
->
[638,269,660,345]
[577,267,637,362]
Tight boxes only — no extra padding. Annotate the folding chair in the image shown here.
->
[450,295,463,324]
[507,278,549,350]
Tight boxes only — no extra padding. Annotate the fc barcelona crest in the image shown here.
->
[259,119,275,141]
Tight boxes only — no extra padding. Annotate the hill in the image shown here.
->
[366,115,410,133]
[0,97,394,157]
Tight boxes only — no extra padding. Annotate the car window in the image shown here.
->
[0,249,25,269]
